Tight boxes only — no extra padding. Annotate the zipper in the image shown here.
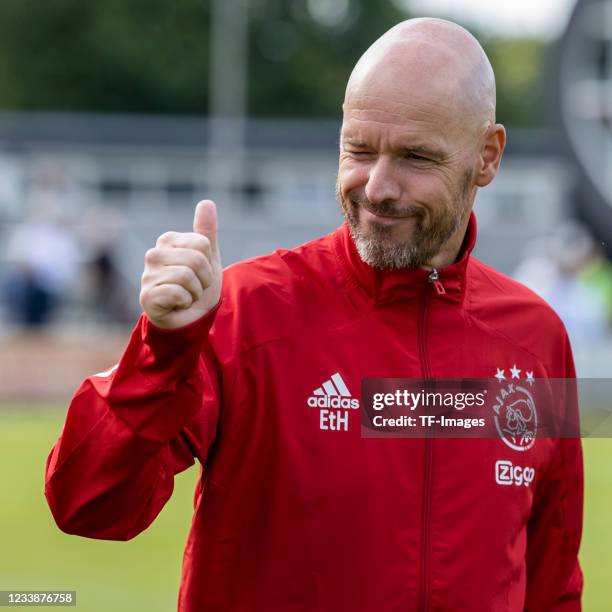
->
[417,269,443,612]
[428,268,446,295]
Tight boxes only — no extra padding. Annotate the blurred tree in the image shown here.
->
[483,37,549,128]
[249,0,407,117]
[0,0,210,113]
[0,0,549,127]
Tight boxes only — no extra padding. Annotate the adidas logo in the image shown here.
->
[307,372,360,409]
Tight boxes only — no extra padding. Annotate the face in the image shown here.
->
[337,91,479,269]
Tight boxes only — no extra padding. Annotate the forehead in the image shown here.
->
[341,93,458,151]
[342,36,478,147]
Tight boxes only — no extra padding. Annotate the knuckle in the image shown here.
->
[144,248,159,265]
[139,288,150,309]
[156,231,176,246]
[141,265,157,282]
[195,234,211,254]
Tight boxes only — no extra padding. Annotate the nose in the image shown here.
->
[364,156,401,204]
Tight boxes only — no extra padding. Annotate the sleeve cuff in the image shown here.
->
[141,300,222,351]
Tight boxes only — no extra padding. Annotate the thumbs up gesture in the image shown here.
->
[139,200,223,329]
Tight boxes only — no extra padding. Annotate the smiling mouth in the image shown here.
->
[369,212,414,219]
[361,206,420,220]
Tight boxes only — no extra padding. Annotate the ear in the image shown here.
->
[475,123,506,187]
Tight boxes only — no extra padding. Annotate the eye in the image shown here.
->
[346,149,374,158]
[405,152,431,162]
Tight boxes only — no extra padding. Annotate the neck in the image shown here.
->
[422,211,473,271]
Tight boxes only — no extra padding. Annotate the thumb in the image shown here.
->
[193,199,219,255]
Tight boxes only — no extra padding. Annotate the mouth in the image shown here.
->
[359,205,421,222]
[366,211,414,219]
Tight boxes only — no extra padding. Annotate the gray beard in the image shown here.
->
[353,231,432,269]
[336,171,472,270]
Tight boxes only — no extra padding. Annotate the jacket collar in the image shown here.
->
[332,211,477,307]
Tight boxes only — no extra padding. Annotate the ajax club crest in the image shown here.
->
[492,366,537,452]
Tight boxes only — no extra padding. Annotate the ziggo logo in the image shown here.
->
[495,460,535,487]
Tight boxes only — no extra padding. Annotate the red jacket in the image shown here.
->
[46,213,583,611]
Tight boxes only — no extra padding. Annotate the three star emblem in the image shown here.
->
[494,365,534,384]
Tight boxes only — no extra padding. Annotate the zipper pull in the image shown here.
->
[428,268,446,295]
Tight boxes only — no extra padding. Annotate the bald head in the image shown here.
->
[337,18,506,271]
[345,18,496,132]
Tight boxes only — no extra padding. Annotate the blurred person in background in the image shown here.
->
[514,220,610,343]
[2,163,81,327]
[578,243,612,329]
[78,205,135,324]
[45,18,583,611]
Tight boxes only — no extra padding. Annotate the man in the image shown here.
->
[45,18,583,611]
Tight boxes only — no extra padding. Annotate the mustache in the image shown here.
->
[349,196,424,219]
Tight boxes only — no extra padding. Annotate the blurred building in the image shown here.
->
[1,0,612,379]
[0,112,574,286]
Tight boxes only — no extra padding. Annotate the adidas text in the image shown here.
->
[307,396,359,409]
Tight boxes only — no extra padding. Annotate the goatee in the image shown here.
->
[336,171,473,269]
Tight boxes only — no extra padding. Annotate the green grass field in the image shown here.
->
[1,407,610,610]
[1,408,197,612]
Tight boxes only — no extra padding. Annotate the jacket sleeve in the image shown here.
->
[44,306,222,541]
[524,333,584,611]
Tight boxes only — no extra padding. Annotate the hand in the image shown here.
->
[139,200,222,329]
